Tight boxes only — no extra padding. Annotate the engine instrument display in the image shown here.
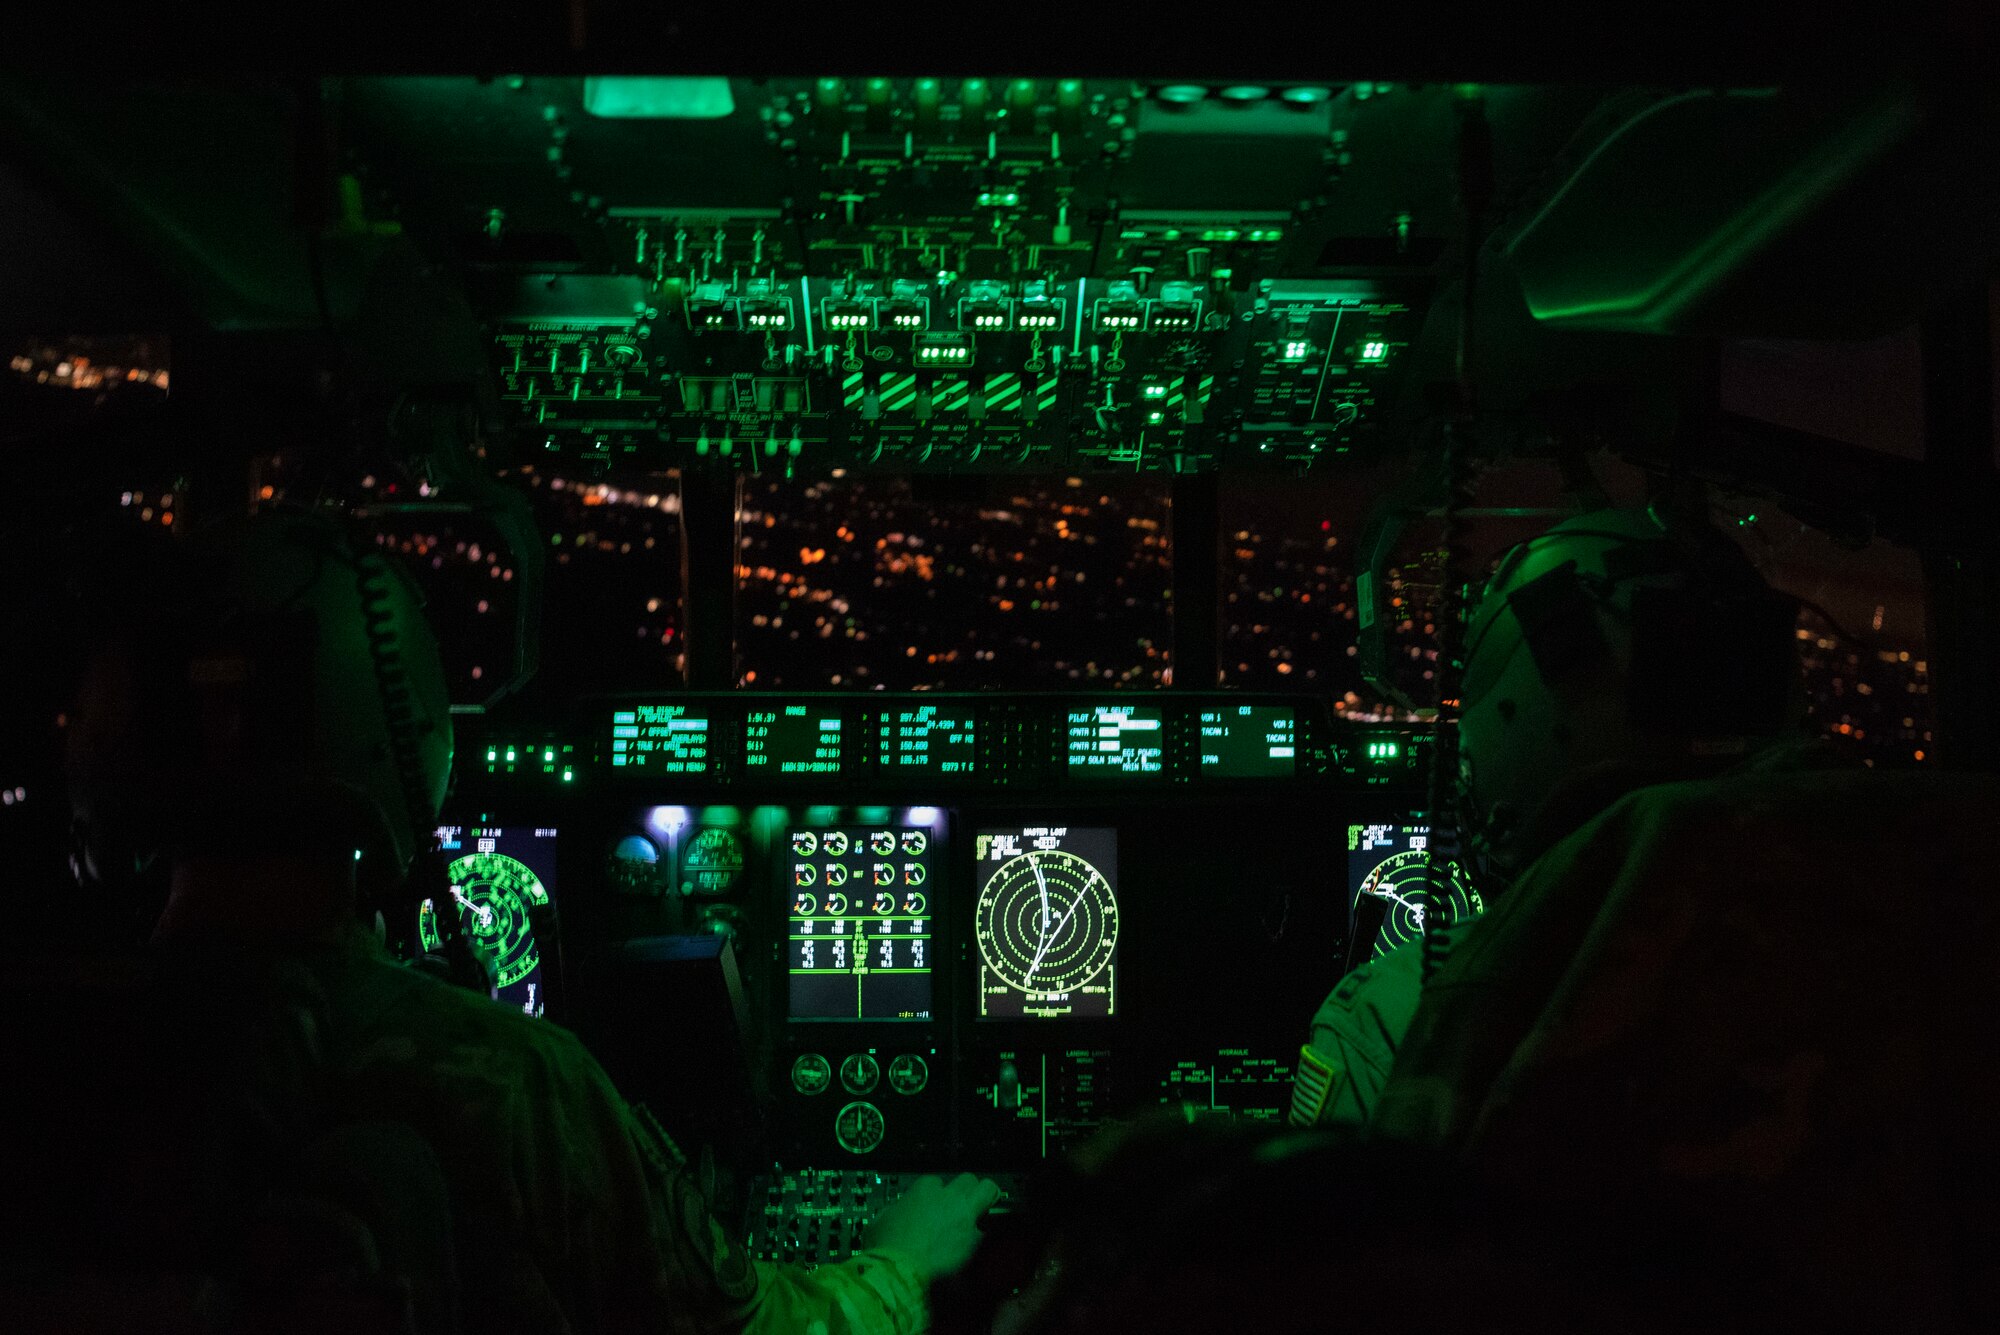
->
[611,704,711,773]
[878,705,976,775]
[429,824,559,1017]
[1064,706,1164,779]
[1199,705,1298,778]
[747,704,844,776]
[787,823,935,1020]
[975,827,1119,1019]
[1346,823,1484,959]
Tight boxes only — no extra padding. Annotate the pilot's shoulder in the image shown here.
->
[334,954,603,1087]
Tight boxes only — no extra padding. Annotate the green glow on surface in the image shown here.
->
[1517,94,1917,328]
[1147,411,1165,424]
[1199,228,1241,242]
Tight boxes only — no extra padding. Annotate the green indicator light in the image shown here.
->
[1200,228,1241,242]
[563,769,575,783]
[1143,384,1168,399]
[1359,340,1389,362]
[544,748,555,762]
[487,749,497,762]
[1147,411,1165,424]
[505,749,516,762]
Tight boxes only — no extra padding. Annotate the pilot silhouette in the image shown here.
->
[1290,505,1806,1127]
[67,509,995,1333]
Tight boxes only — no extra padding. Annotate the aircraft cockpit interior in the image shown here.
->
[5,13,1998,1330]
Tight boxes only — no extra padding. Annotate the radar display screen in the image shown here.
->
[880,705,976,775]
[429,825,559,1017]
[1064,706,1164,779]
[1199,705,1298,777]
[787,823,934,1020]
[975,827,1118,1019]
[1346,823,1483,961]
[747,704,843,776]
[610,704,711,773]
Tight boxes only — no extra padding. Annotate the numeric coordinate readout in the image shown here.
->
[611,704,711,773]
[1065,705,1163,778]
[880,705,976,774]
[747,704,843,775]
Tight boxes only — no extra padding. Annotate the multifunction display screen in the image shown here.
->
[610,704,711,773]
[1345,823,1484,961]
[746,704,843,775]
[880,705,976,775]
[430,824,559,1018]
[786,823,934,1020]
[974,826,1119,1019]
[1064,706,1163,778]
[1199,705,1298,778]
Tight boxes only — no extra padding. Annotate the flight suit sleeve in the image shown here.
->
[563,1050,931,1335]
[1289,939,1428,1127]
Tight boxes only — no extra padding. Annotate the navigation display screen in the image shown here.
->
[787,823,934,1020]
[746,704,843,776]
[1199,705,1298,777]
[430,824,559,1018]
[1345,823,1484,961]
[610,704,711,773]
[974,826,1119,1019]
[1064,706,1163,779]
[880,704,976,775]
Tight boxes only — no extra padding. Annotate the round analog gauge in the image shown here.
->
[869,830,897,857]
[976,849,1119,997]
[794,862,818,888]
[871,891,896,915]
[1355,851,1484,958]
[872,863,896,887]
[792,1053,832,1096]
[442,852,549,989]
[901,830,928,855]
[835,1101,885,1155]
[840,1052,881,1094]
[683,827,747,896]
[792,831,818,857]
[887,1053,929,1096]
[822,831,850,857]
[605,834,667,899]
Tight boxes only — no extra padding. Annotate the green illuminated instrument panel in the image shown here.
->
[974,827,1119,1019]
[787,820,937,1021]
[546,693,1438,792]
[1346,822,1485,958]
